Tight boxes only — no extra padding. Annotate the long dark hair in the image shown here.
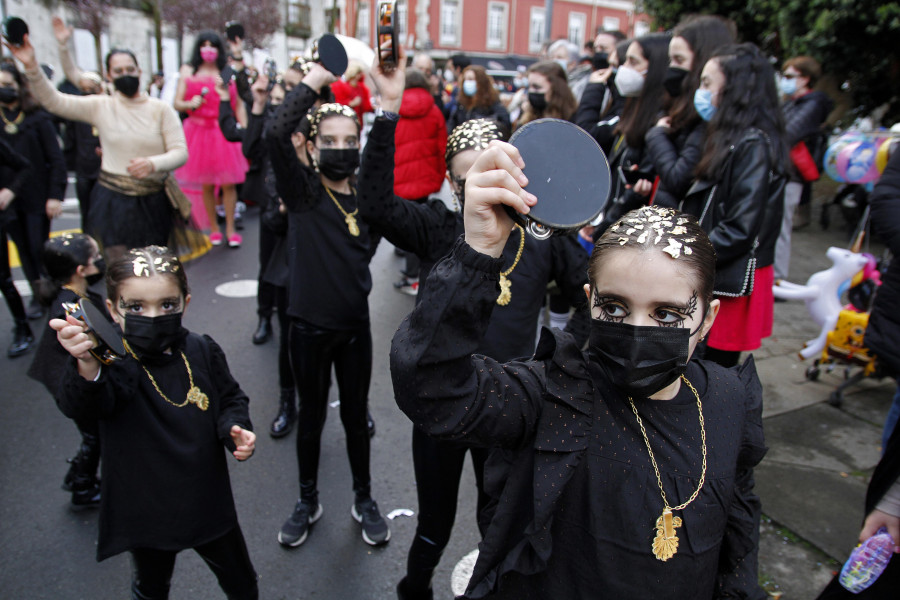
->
[695,43,788,181]
[668,15,736,134]
[190,31,227,72]
[0,64,39,114]
[519,61,576,126]
[615,33,671,148]
[457,65,499,111]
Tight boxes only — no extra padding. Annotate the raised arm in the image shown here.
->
[52,17,84,86]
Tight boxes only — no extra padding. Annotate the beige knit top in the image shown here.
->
[24,64,188,180]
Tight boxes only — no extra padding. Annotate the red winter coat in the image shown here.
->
[331,78,373,126]
[394,87,447,200]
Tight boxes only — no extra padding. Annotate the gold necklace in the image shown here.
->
[628,375,707,562]
[496,225,525,306]
[1,108,24,134]
[324,186,360,237]
[124,339,209,411]
[62,284,87,298]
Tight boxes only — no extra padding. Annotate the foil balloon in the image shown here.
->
[824,132,862,182]
[844,139,879,183]
[876,137,896,174]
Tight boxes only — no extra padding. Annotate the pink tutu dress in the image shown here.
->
[175,75,248,186]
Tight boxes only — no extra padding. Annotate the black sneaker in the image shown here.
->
[278,499,323,547]
[351,497,390,546]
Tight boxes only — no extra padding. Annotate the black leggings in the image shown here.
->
[129,526,257,600]
[0,224,27,321]
[5,208,49,295]
[289,320,372,501]
[274,287,293,390]
[404,427,490,593]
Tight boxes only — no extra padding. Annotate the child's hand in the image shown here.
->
[230,425,256,461]
[50,314,101,380]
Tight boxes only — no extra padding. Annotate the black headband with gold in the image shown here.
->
[446,118,503,163]
[309,103,360,139]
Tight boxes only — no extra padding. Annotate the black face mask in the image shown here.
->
[123,312,187,360]
[316,148,359,181]
[663,67,689,98]
[0,87,18,104]
[113,75,140,97]
[527,91,548,113]
[86,258,106,286]
[589,319,693,398]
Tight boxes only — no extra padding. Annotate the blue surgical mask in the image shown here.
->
[694,88,717,122]
[779,76,797,97]
[462,80,477,97]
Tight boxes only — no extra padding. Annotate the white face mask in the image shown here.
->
[444,69,455,82]
[614,65,646,97]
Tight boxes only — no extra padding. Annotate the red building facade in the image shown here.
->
[347,0,649,62]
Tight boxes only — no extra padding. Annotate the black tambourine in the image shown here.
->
[506,118,611,239]
[63,298,125,365]
[310,33,349,77]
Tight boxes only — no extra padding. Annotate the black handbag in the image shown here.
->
[695,183,757,297]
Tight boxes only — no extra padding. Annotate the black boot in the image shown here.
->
[252,316,272,345]
[68,433,101,510]
[7,319,34,358]
[270,388,297,438]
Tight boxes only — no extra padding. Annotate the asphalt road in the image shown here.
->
[0,202,482,599]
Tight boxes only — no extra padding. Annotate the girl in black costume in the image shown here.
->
[265,61,389,548]
[391,141,768,598]
[27,233,105,510]
[50,245,258,599]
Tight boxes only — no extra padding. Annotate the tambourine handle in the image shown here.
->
[527,221,553,240]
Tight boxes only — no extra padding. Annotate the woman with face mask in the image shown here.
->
[174,31,249,248]
[587,33,671,238]
[6,27,188,266]
[360,56,590,598]
[679,43,788,369]
[391,147,767,597]
[515,61,576,129]
[446,65,511,136]
[644,15,735,209]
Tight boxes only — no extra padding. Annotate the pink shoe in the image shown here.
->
[228,233,243,248]
[209,232,223,246]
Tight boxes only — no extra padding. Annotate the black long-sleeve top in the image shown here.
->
[644,121,706,208]
[390,239,768,599]
[0,135,33,208]
[57,332,252,561]
[359,117,590,360]
[266,82,373,330]
[0,108,67,213]
[574,82,626,156]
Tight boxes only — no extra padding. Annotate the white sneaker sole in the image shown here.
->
[350,504,391,546]
[277,503,323,547]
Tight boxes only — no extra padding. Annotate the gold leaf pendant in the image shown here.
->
[496,275,512,306]
[187,386,209,411]
[345,214,360,237]
[652,509,682,561]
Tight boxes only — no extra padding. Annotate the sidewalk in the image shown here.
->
[752,200,894,599]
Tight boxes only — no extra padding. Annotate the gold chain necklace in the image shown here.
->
[124,339,209,411]
[1,108,24,134]
[496,225,525,306]
[324,186,360,237]
[62,284,87,298]
[628,375,707,562]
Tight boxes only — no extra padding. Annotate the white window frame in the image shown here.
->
[529,6,546,54]
[486,2,508,51]
[440,0,462,46]
[602,16,621,33]
[568,12,586,48]
[357,2,370,44]
[634,20,650,38]
[396,0,408,38]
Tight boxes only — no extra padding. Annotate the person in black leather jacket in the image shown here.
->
[864,148,900,450]
[680,43,787,368]
[644,15,735,209]
[774,56,833,280]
